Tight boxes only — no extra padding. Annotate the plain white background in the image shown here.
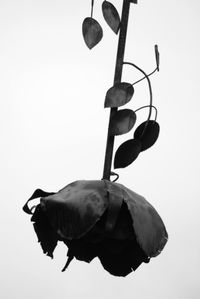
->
[1,0,200,298]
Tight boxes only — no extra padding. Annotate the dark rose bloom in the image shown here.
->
[23,180,168,277]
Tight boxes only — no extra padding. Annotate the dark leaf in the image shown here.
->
[155,44,160,71]
[131,0,138,3]
[102,1,120,34]
[82,17,103,49]
[134,120,160,151]
[110,109,136,136]
[114,139,141,169]
[104,82,134,108]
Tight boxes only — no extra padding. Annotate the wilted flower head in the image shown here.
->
[23,180,168,277]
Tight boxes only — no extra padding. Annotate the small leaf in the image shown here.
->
[104,83,134,108]
[134,120,160,151]
[154,45,160,71]
[114,139,141,169]
[130,0,138,3]
[82,17,103,49]
[102,1,120,34]
[110,109,136,136]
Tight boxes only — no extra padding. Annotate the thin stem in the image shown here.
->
[123,61,153,124]
[102,0,132,181]
[134,105,158,121]
[132,67,157,86]
[91,0,94,18]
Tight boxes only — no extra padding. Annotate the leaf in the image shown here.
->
[82,17,103,49]
[134,120,160,151]
[110,109,136,136]
[102,1,120,34]
[114,139,141,169]
[154,45,160,71]
[104,83,134,108]
[131,0,138,3]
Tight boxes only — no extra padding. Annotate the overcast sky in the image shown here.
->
[1,0,200,298]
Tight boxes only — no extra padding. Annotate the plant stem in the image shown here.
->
[123,61,153,125]
[91,0,94,18]
[134,105,158,121]
[102,0,132,181]
[132,67,157,86]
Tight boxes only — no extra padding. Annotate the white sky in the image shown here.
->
[1,0,200,298]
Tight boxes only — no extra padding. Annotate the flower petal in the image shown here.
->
[119,183,168,257]
[41,180,108,239]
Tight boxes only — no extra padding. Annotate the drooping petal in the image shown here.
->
[23,189,55,215]
[99,238,148,277]
[118,183,168,257]
[104,180,123,232]
[31,205,58,258]
[40,180,108,239]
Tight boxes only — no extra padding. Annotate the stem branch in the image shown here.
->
[123,61,153,124]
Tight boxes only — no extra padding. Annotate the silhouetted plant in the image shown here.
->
[23,0,168,277]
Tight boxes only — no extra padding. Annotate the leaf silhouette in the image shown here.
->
[134,120,160,151]
[110,109,136,136]
[82,17,103,49]
[155,45,160,71]
[114,139,141,169]
[102,1,120,34]
[104,83,134,108]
